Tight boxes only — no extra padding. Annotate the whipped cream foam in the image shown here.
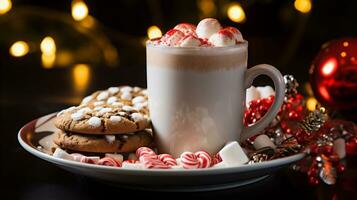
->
[147,18,244,47]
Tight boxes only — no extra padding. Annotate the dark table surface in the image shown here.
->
[1,65,356,200]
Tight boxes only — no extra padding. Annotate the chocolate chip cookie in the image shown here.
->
[55,86,149,134]
[53,129,153,153]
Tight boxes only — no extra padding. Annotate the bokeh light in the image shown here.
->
[41,54,56,69]
[72,0,89,21]
[306,97,318,111]
[321,57,337,76]
[40,36,56,55]
[227,3,246,23]
[0,0,12,15]
[197,0,216,17]
[147,25,162,39]
[72,64,90,93]
[294,0,312,14]
[9,41,29,57]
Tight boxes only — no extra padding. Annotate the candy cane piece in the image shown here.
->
[158,154,177,166]
[136,147,156,158]
[139,155,170,169]
[180,152,199,169]
[97,157,122,167]
[80,156,100,164]
[195,150,212,168]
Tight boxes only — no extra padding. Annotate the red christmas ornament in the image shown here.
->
[309,38,357,110]
[346,136,357,155]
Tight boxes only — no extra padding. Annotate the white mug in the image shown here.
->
[146,41,285,157]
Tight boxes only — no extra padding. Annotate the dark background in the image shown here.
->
[0,0,356,199]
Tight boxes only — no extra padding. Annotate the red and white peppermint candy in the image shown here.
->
[97,157,121,167]
[212,153,222,166]
[158,154,177,166]
[174,23,197,36]
[161,29,185,46]
[80,156,100,164]
[136,147,156,158]
[180,152,199,169]
[195,150,212,168]
[139,155,170,169]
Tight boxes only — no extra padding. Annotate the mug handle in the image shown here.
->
[240,64,285,142]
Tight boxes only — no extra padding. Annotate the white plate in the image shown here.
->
[18,113,305,192]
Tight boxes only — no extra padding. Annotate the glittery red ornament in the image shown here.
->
[346,136,357,155]
[310,38,357,110]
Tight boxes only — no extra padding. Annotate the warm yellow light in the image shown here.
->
[343,42,349,47]
[9,41,29,57]
[147,26,162,39]
[0,0,12,15]
[197,0,216,17]
[307,97,318,111]
[40,36,56,55]
[73,64,90,92]
[227,3,246,23]
[41,54,56,69]
[294,0,312,14]
[72,1,88,21]
[340,51,347,58]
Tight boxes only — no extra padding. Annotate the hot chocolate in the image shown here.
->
[147,18,285,157]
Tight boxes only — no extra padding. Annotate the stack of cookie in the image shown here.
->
[53,86,153,155]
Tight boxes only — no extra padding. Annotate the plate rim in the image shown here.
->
[18,112,306,176]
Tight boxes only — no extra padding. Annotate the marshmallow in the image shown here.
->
[105,153,124,163]
[53,148,73,161]
[131,113,144,122]
[122,105,135,112]
[94,106,103,111]
[161,29,185,46]
[196,18,222,39]
[133,103,145,111]
[132,96,145,104]
[208,29,235,47]
[333,138,346,159]
[77,107,92,114]
[88,116,101,127]
[112,102,124,107]
[104,135,116,144]
[218,141,248,167]
[71,112,84,121]
[120,92,132,101]
[174,23,197,36]
[246,86,261,107]
[93,101,104,106]
[109,115,122,123]
[224,27,244,43]
[179,35,202,47]
[107,96,118,104]
[108,87,119,94]
[256,86,275,99]
[96,91,109,101]
[71,153,85,162]
[81,95,93,105]
[120,86,132,93]
[96,107,112,116]
[253,134,276,150]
